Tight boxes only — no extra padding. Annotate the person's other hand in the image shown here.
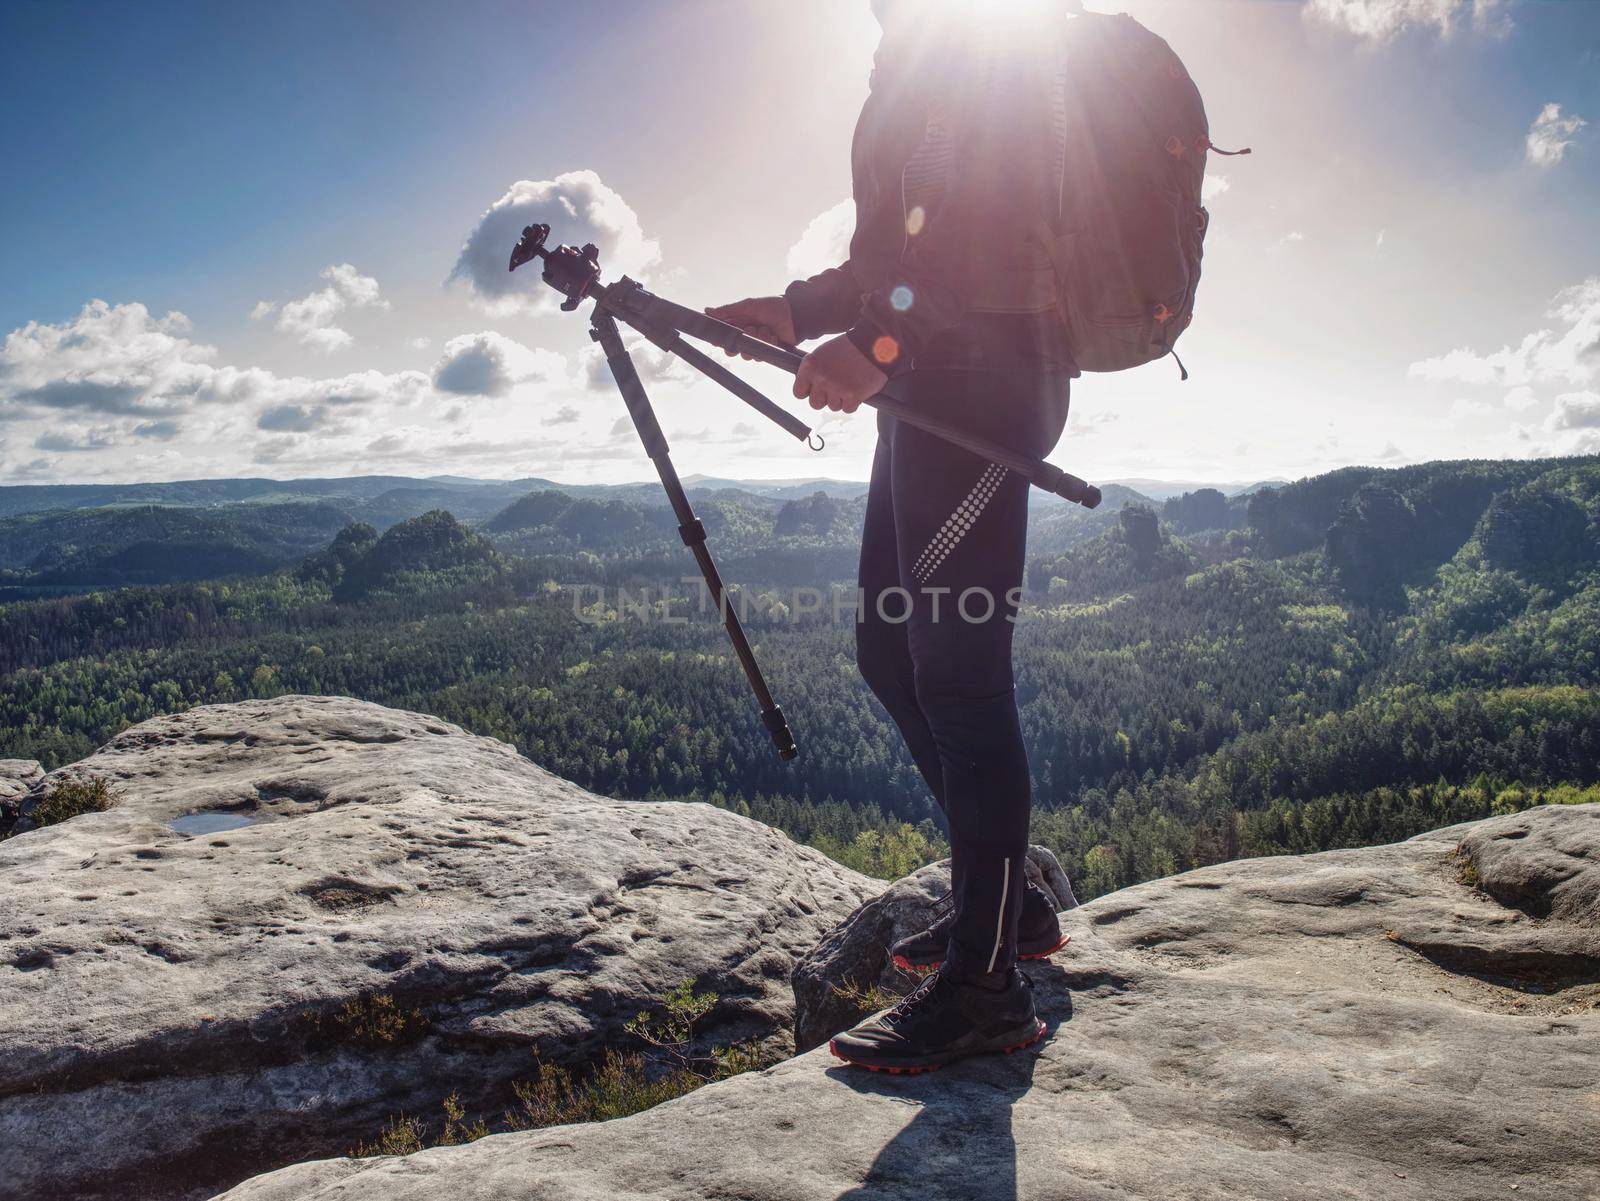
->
[704,296,797,359]
[793,334,888,413]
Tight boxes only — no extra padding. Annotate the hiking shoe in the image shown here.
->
[890,881,1069,975]
[828,968,1046,1074]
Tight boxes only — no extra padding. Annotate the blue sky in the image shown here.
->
[2,0,1597,487]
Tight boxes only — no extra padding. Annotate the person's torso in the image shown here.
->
[847,21,1076,374]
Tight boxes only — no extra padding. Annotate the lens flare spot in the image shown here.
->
[890,285,915,312]
[906,205,926,237]
[872,335,901,365]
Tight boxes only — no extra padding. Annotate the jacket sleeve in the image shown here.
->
[783,263,863,344]
[846,78,1048,371]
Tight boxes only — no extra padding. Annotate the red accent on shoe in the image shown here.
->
[829,1039,944,1073]
[827,1021,1047,1072]
[1018,933,1071,962]
[1002,1020,1048,1055]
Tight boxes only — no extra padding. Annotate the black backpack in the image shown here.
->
[1044,11,1246,378]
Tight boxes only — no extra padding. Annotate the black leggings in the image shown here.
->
[856,367,1070,979]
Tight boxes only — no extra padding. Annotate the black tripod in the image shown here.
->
[508,223,1102,760]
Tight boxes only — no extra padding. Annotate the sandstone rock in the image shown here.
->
[0,757,42,810]
[793,845,1077,1052]
[0,697,878,1201]
[218,804,1600,1201]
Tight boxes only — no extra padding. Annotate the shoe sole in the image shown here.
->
[828,1019,1048,1074]
[892,933,1070,977]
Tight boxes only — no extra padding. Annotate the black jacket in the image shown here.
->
[783,15,1075,376]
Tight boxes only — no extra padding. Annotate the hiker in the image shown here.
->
[707,0,1074,1071]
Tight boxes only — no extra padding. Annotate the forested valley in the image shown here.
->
[4,455,1599,894]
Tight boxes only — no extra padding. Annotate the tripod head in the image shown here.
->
[509,223,602,312]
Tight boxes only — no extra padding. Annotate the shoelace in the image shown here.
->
[887,969,951,1023]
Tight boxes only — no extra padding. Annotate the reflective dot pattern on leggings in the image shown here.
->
[912,462,1008,584]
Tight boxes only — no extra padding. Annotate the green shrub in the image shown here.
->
[349,980,775,1159]
[29,776,117,829]
[829,978,906,1023]
[336,993,428,1048]
[504,1051,703,1132]
[351,1114,424,1158]
[304,993,428,1050]
[624,978,716,1057]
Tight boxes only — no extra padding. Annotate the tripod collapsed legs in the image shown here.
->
[590,311,799,761]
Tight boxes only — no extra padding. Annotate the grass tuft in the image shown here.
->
[338,993,427,1047]
[349,979,776,1159]
[503,1050,703,1132]
[29,776,117,830]
[829,977,906,1021]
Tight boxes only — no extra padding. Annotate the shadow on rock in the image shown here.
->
[826,964,1074,1201]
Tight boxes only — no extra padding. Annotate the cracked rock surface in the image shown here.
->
[0,697,878,1201]
[220,804,1600,1201]
[0,758,42,809]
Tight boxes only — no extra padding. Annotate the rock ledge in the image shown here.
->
[0,696,877,1201]
[220,803,1600,1201]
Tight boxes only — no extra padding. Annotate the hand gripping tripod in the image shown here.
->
[508,223,1102,761]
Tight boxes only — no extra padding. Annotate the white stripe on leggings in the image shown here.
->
[987,856,1011,974]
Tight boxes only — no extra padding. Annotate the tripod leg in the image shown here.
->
[590,311,798,761]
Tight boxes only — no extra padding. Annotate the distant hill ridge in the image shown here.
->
[6,456,1597,598]
[1,470,1271,519]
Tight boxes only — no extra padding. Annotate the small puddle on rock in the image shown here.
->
[171,813,256,836]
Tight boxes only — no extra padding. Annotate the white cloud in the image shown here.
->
[1069,410,1121,436]
[580,336,699,393]
[1409,277,1600,389]
[240,369,433,434]
[10,457,53,479]
[34,424,120,452]
[1570,431,1600,455]
[1,299,433,460]
[253,263,387,352]
[1547,390,1600,431]
[1526,103,1587,168]
[431,331,569,398]
[1448,397,1494,418]
[786,199,854,281]
[667,422,764,446]
[0,298,657,482]
[0,300,215,418]
[1202,174,1230,203]
[1305,0,1509,42]
[1503,385,1539,412]
[450,170,660,316]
